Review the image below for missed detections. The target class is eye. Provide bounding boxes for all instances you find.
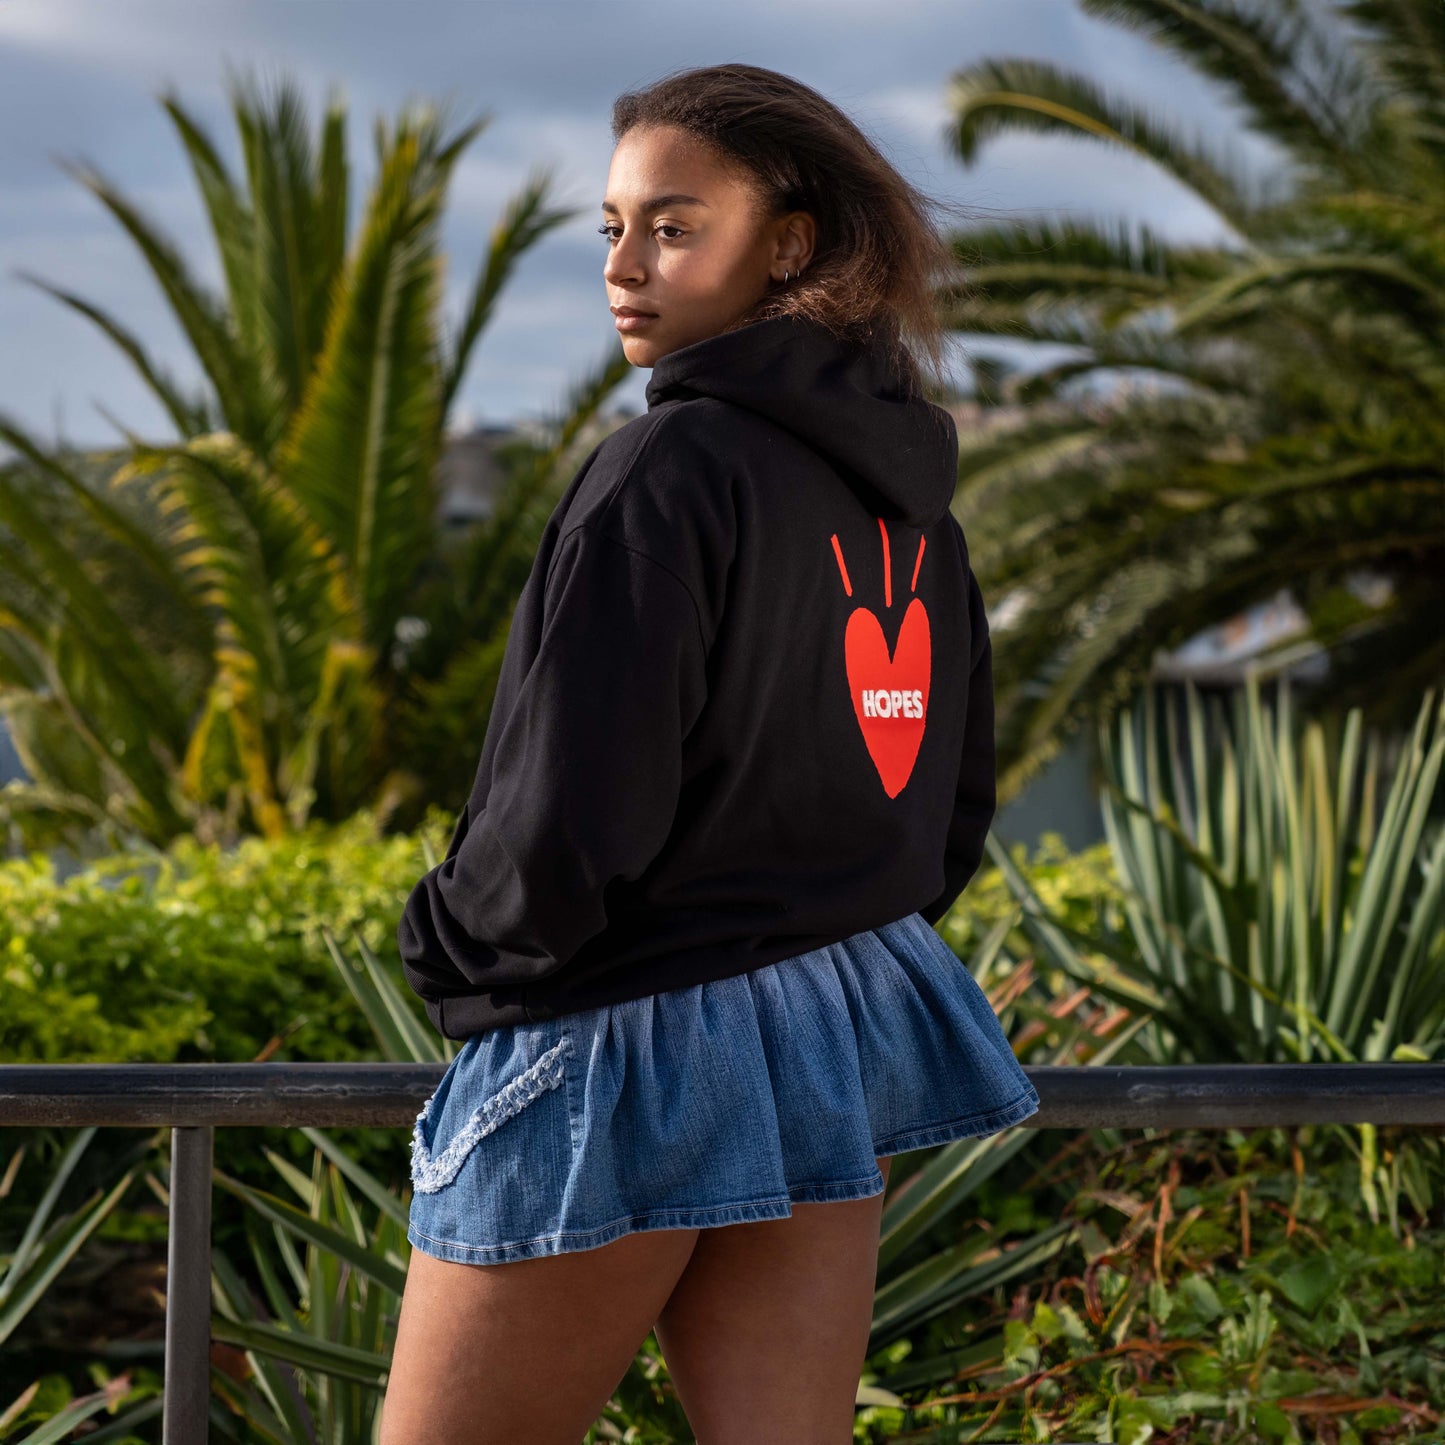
[597,223,686,242]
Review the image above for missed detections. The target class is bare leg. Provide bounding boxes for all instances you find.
[380,1224,701,1445]
[652,1156,893,1443]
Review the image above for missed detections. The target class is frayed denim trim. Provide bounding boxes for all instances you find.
[410,1036,571,1195]
[873,1081,1041,1158]
[406,1170,889,1264]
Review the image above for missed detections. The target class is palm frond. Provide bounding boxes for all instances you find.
[441,162,581,417]
[49,152,279,447]
[158,87,262,365]
[1078,0,1378,182]
[7,274,213,436]
[275,110,448,648]
[944,55,1272,234]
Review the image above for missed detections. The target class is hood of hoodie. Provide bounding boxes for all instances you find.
[643,313,959,529]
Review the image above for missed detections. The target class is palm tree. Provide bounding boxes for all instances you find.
[0,70,629,853]
[938,0,1445,803]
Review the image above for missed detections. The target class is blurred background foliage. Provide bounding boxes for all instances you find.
[0,73,631,858]
[939,0,1445,799]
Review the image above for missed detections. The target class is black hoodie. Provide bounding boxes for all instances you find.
[398,312,996,1037]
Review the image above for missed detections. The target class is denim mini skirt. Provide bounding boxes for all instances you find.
[406,910,1040,1266]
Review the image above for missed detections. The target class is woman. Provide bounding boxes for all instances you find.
[381,62,1040,1445]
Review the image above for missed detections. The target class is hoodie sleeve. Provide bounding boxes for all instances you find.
[398,523,710,997]
[918,565,997,927]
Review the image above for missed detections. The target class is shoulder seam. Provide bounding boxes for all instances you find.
[581,405,692,522]
[557,406,714,659]
[557,522,710,664]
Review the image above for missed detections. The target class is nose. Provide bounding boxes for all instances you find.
[603,231,644,289]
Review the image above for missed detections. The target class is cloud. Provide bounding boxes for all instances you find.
[0,0,1268,448]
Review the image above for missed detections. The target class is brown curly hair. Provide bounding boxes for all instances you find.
[610,62,968,398]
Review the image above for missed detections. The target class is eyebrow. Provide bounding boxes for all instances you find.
[600,193,709,215]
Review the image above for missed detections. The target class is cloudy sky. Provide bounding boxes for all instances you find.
[0,0,1270,453]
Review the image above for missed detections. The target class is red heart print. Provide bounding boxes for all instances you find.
[845,595,931,798]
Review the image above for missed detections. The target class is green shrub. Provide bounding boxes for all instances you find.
[0,807,456,1229]
[937,830,1123,986]
[1,806,452,1067]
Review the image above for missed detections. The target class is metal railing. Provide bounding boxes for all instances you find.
[3,1061,1443,1444]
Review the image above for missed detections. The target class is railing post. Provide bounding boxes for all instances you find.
[163,1125,214,1445]
[0,1060,1439,1445]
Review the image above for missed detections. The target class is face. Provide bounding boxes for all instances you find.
[601,124,815,366]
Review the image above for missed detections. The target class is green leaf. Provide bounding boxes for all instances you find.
[210,1316,391,1386]
[213,1170,407,1296]
[1275,1255,1338,1316]
[298,1127,410,1228]
[0,1166,138,1346]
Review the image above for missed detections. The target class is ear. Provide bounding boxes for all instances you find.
[775,210,816,273]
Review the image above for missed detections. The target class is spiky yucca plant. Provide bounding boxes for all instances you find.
[994,671,1444,1217]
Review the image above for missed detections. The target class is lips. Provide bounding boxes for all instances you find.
[613,307,660,334]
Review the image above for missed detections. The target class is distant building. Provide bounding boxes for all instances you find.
[434,406,637,527]
[1152,586,1331,687]
[434,423,518,526]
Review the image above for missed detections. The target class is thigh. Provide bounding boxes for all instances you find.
[652,1156,892,1444]
[380,1225,701,1445]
